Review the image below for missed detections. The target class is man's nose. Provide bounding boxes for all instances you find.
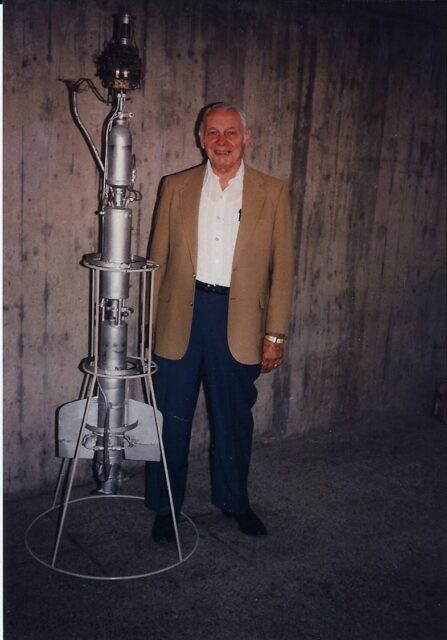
[216,133,227,145]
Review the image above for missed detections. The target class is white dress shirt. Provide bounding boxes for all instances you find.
[196,160,244,287]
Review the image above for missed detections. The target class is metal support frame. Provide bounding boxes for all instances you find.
[26,17,199,578]
[25,496,199,581]
[26,263,199,579]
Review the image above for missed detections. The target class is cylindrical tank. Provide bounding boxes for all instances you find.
[102,207,132,263]
[97,377,127,433]
[107,116,132,187]
[100,271,130,300]
[101,206,132,299]
[99,321,128,371]
[95,375,127,492]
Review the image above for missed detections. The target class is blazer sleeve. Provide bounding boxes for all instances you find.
[149,177,173,322]
[265,182,294,336]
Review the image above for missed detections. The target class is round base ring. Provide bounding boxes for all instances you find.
[25,494,199,581]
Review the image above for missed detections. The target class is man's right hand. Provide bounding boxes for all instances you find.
[261,338,284,373]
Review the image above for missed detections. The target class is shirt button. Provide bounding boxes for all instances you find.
[215,237,219,241]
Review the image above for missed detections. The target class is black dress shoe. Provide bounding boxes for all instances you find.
[151,513,178,543]
[223,508,267,536]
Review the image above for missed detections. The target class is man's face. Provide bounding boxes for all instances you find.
[199,109,251,177]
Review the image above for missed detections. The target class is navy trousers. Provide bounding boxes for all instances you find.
[145,288,261,515]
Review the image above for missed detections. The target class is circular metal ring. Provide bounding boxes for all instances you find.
[82,253,159,273]
[25,495,199,581]
[81,357,157,379]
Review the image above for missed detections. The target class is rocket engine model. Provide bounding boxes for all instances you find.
[24,14,197,578]
[56,15,168,498]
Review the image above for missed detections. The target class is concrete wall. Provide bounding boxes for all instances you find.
[4,0,445,495]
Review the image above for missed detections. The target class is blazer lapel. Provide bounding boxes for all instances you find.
[179,164,206,270]
[232,165,266,269]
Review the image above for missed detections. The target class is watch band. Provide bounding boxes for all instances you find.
[265,334,285,344]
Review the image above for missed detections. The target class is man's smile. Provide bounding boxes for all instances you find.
[199,108,251,184]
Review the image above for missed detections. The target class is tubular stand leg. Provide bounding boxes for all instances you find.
[51,374,97,568]
[52,458,70,509]
[52,371,92,509]
[145,373,183,562]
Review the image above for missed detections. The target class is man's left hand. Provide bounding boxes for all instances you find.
[261,338,285,373]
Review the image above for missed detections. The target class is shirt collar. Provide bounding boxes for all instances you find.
[205,159,245,186]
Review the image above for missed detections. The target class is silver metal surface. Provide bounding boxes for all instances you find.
[99,322,128,370]
[58,99,138,482]
[107,117,133,187]
[95,99,135,494]
[58,397,163,461]
[102,207,132,263]
[46,15,189,576]
[70,90,104,173]
[82,253,155,271]
[100,270,130,302]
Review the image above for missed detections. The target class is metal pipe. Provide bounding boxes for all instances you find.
[69,90,104,174]
[52,374,97,567]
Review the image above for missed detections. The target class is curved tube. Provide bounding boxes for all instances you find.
[70,90,105,174]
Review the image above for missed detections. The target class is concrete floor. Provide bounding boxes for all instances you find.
[3,414,446,640]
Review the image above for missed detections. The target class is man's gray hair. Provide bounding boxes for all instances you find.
[200,102,248,133]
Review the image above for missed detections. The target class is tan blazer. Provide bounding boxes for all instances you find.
[150,163,294,364]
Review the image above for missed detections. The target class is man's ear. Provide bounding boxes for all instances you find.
[244,128,252,148]
[198,130,205,149]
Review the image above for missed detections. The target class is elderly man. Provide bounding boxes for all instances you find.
[146,102,294,541]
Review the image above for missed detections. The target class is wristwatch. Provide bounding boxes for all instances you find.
[265,334,285,344]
